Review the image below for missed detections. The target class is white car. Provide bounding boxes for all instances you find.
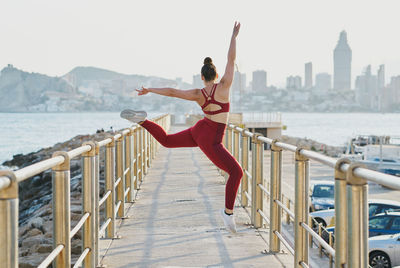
[369,233,400,268]
[310,199,400,227]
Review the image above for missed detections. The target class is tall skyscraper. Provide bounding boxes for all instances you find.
[232,71,246,93]
[334,31,352,90]
[304,62,313,89]
[377,64,385,89]
[252,70,267,91]
[315,73,332,90]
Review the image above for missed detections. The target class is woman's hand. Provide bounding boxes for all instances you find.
[136,86,149,96]
[232,21,241,39]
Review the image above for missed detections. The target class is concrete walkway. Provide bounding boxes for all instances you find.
[99,126,288,267]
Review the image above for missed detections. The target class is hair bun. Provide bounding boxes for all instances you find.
[204,57,213,65]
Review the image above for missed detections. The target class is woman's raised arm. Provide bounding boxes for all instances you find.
[220,22,241,88]
[136,87,200,101]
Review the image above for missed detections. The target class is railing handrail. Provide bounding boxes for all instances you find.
[0,116,172,190]
[228,123,400,190]
[224,120,398,267]
[0,114,170,268]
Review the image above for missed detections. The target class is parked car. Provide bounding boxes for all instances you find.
[311,199,400,227]
[324,211,400,243]
[309,181,334,212]
[369,212,400,237]
[369,233,400,268]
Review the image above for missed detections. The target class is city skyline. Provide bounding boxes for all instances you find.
[1,0,400,87]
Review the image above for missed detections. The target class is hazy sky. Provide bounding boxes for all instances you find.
[1,0,400,87]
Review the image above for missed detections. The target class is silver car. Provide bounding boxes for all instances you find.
[369,233,400,268]
[311,199,400,227]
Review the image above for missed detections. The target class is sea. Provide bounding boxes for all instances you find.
[1,112,400,167]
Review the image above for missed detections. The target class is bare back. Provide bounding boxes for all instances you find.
[196,83,230,124]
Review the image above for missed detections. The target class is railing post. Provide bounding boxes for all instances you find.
[241,131,249,207]
[269,139,282,252]
[146,130,151,168]
[334,158,351,268]
[308,216,313,248]
[133,127,139,191]
[152,129,156,160]
[82,142,96,268]
[346,163,368,268]
[143,129,148,175]
[0,171,18,268]
[139,127,144,182]
[294,148,309,267]
[93,142,100,267]
[105,137,116,238]
[125,130,134,202]
[251,133,264,228]
[116,135,126,218]
[52,152,71,268]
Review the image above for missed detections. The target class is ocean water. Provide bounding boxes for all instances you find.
[0,112,399,166]
[0,112,159,166]
[281,113,400,147]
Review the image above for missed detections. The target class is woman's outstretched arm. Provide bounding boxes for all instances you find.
[136,87,200,101]
[220,21,241,89]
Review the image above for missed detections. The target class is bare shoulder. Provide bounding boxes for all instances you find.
[215,83,230,102]
[190,88,203,101]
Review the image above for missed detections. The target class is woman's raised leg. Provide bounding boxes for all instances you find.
[141,120,197,148]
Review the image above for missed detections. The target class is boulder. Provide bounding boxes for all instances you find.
[19,253,49,268]
[27,217,44,230]
[21,235,51,248]
[33,243,53,254]
[26,228,42,237]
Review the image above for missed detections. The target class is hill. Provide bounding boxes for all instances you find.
[0,65,194,112]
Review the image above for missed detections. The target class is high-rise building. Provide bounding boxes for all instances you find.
[377,64,385,89]
[355,65,378,109]
[286,76,302,90]
[390,76,400,105]
[315,73,332,90]
[304,62,313,89]
[252,70,267,91]
[334,31,352,90]
[192,74,202,88]
[232,71,247,93]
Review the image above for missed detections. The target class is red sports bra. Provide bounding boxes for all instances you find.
[200,84,230,115]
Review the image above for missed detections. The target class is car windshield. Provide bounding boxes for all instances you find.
[312,185,334,198]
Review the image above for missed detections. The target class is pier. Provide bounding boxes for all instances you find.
[1,114,400,268]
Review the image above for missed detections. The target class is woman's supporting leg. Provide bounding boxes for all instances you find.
[140,120,197,148]
[198,143,243,210]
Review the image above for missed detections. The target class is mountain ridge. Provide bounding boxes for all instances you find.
[0,64,190,112]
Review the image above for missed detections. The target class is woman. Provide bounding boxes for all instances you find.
[121,22,242,233]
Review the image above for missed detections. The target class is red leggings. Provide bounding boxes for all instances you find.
[141,117,243,210]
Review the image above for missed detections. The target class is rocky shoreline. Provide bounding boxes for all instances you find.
[280,135,345,157]
[1,131,344,267]
[2,131,113,267]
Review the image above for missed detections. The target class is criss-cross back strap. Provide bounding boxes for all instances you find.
[210,84,217,98]
[200,88,208,99]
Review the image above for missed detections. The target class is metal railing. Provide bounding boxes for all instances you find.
[0,114,170,268]
[224,122,400,268]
